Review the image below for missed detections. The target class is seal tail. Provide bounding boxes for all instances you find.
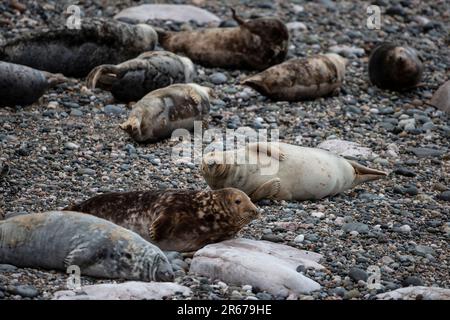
[86,65,119,90]
[348,160,388,187]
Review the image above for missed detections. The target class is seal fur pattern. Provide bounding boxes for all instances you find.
[241,53,347,101]
[0,211,174,281]
[65,188,259,252]
[120,83,212,143]
[86,51,196,102]
[157,9,289,70]
[201,142,388,201]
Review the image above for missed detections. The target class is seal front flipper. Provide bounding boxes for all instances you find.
[247,142,287,161]
[348,160,388,187]
[250,178,281,201]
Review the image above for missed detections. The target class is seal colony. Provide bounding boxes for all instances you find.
[157,9,289,70]
[86,51,196,102]
[120,83,213,143]
[0,211,174,281]
[0,18,157,77]
[0,61,66,107]
[201,142,388,201]
[65,188,259,252]
[241,53,347,101]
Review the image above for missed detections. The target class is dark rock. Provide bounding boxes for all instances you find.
[342,222,369,234]
[349,267,369,282]
[409,147,445,158]
[8,285,39,298]
[437,191,450,202]
[402,276,423,287]
[393,167,416,177]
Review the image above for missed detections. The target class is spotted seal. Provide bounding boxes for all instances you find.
[66,188,259,252]
[86,51,196,102]
[0,211,174,281]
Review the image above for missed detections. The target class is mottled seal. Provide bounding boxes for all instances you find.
[65,188,259,252]
[369,43,423,91]
[0,211,173,281]
[120,83,212,143]
[241,53,347,101]
[201,142,387,201]
[0,61,65,107]
[157,9,289,70]
[0,18,157,77]
[86,51,196,102]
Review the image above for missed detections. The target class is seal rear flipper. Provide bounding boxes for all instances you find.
[42,71,67,88]
[86,65,119,90]
[348,160,388,186]
[250,178,281,201]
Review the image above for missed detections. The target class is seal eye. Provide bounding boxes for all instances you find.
[235,199,241,205]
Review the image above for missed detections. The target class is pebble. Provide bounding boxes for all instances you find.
[7,285,39,298]
[348,268,368,282]
[399,225,412,233]
[209,72,227,85]
[64,142,79,150]
[393,167,416,177]
[437,191,450,202]
[104,105,126,115]
[342,222,369,234]
[402,276,424,287]
[294,234,305,243]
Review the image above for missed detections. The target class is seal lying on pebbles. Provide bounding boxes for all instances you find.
[0,211,174,281]
[0,61,65,107]
[241,53,347,101]
[86,51,196,102]
[369,43,423,91]
[157,9,289,70]
[0,18,157,77]
[120,83,212,143]
[65,188,259,252]
[201,142,387,201]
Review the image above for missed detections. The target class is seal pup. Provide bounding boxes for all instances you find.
[0,61,66,107]
[0,18,157,77]
[0,211,174,281]
[241,53,347,101]
[157,9,289,70]
[120,83,213,143]
[201,142,387,201]
[65,188,259,252]
[368,43,423,91]
[86,51,196,102]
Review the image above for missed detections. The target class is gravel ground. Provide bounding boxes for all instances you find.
[0,0,449,300]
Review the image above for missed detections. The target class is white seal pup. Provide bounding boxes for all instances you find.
[86,51,196,102]
[241,53,347,101]
[201,142,387,201]
[0,211,174,281]
[120,83,213,143]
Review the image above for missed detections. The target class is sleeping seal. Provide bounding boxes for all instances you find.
[241,53,347,101]
[120,83,212,143]
[65,188,259,252]
[368,43,423,91]
[0,61,66,107]
[86,51,196,102]
[0,18,157,77]
[0,211,173,281]
[157,9,289,70]
[201,142,388,201]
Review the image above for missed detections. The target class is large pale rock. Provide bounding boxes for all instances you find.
[53,282,191,300]
[377,286,450,300]
[430,80,450,113]
[317,139,378,159]
[114,4,221,25]
[189,238,324,298]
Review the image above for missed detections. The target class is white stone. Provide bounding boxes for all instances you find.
[189,238,324,298]
[377,286,450,300]
[317,139,377,159]
[53,282,191,300]
[328,45,365,58]
[311,211,325,219]
[286,21,307,31]
[114,4,220,25]
[294,234,305,243]
[64,142,79,150]
[399,225,411,233]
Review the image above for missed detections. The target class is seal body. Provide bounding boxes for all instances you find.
[66,188,259,252]
[86,51,196,102]
[201,142,387,201]
[0,61,65,107]
[241,53,347,101]
[0,18,157,77]
[369,43,423,91]
[120,83,212,143]
[0,211,174,281]
[157,9,289,70]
